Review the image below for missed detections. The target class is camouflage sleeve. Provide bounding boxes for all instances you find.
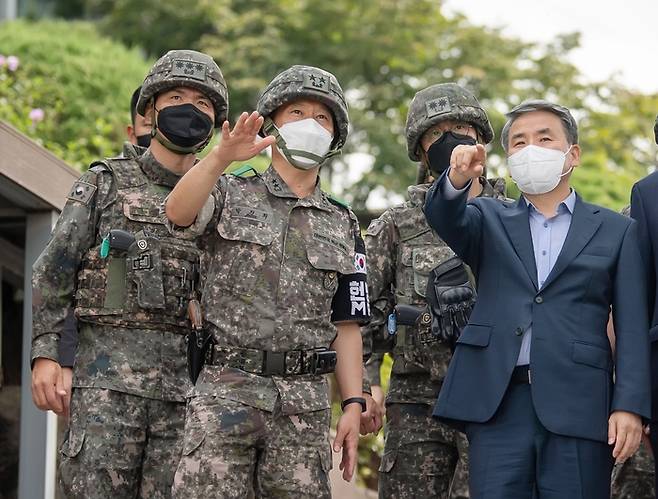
[31,167,111,364]
[361,211,397,358]
[364,352,384,386]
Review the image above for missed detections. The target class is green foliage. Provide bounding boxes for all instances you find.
[45,1,658,209]
[0,19,149,170]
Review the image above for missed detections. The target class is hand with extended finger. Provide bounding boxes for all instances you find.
[210,111,276,170]
[448,144,487,189]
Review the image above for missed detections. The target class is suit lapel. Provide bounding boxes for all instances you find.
[541,195,601,290]
[500,198,538,290]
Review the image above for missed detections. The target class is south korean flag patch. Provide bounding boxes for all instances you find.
[354,252,367,274]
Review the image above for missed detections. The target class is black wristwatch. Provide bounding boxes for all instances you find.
[341,397,367,413]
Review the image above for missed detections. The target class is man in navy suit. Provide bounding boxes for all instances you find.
[629,114,658,493]
[424,99,651,498]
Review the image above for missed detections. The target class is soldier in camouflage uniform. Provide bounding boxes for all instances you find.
[32,86,154,419]
[363,83,507,499]
[30,49,228,499]
[165,65,372,498]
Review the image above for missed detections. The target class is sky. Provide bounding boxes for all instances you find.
[443,0,658,94]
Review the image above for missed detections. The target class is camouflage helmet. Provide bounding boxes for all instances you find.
[256,65,349,150]
[405,83,494,161]
[137,49,228,127]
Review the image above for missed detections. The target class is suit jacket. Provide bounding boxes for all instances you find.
[424,173,650,442]
[631,171,658,420]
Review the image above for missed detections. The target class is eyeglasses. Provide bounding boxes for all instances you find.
[429,123,475,139]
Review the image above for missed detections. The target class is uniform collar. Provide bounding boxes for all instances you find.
[122,141,147,159]
[262,165,332,211]
[137,149,183,188]
[407,183,431,206]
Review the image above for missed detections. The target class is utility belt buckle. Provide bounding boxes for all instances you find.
[309,348,337,375]
[262,351,286,376]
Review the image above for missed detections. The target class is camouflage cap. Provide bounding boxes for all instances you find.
[256,65,349,149]
[405,83,494,161]
[137,49,228,127]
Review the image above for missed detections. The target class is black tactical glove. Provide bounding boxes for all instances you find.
[425,256,476,346]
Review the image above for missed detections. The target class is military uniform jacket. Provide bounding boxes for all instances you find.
[363,178,506,406]
[31,150,204,402]
[188,166,370,415]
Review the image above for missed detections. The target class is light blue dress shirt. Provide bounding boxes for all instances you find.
[516,190,576,365]
[441,177,576,365]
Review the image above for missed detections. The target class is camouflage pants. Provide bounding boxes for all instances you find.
[611,441,655,499]
[59,387,185,499]
[172,395,333,498]
[378,403,469,499]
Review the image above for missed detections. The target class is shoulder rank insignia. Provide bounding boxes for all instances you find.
[67,180,97,205]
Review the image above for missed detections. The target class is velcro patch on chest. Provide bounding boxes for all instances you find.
[313,232,350,254]
[233,205,272,223]
[67,180,97,205]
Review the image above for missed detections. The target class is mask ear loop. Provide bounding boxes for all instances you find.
[151,102,213,154]
[560,145,574,178]
[263,117,341,168]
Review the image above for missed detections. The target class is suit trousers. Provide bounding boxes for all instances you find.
[464,382,614,499]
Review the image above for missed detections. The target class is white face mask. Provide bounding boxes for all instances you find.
[507,144,573,195]
[276,118,333,170]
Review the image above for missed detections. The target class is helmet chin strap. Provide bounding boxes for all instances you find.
[262,117,341,169]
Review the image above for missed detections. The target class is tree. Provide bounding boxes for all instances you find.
[46,1,657,209]
[0,19,150,169]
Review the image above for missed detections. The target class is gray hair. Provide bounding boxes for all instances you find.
[500,99,578,152]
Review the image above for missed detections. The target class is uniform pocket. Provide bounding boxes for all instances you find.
[378,450,398,473]
[411,246,456,297]
[215,211,275,295]
[318,446,333,474]
[61,425,86,458]
[181,398,207,456]
[181,428,206,457]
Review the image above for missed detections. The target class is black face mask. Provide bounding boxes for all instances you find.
[135,134,151,148]
[426,131,477,176]
[155,103,213,152]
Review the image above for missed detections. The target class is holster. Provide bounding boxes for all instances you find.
[127,230,165,309]
[186,298,214,384]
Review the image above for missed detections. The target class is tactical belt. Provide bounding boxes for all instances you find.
[209,345,337,376]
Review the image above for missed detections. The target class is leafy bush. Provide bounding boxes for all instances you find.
[0,19,150,170]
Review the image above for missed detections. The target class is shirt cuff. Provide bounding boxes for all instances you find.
[442,169,472,199]
[31,333,60,367]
